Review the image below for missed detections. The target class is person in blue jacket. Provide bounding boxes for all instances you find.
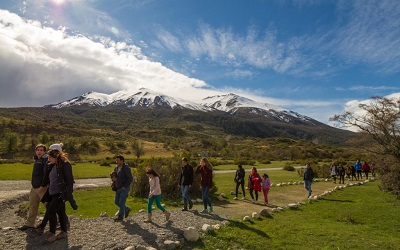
[354,159,362,181]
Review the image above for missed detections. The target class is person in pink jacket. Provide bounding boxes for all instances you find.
[261,173,271,205]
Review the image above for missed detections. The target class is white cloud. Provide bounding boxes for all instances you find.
[336,85,400,92]
[0,9,207,107]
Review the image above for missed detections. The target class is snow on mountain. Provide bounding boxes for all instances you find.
[50,88,317,124]
[201,93,316,123]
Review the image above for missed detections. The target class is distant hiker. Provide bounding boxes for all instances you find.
[18,144,48,232]
[40,144,75,243]
[345,164,352,181]
[144,168,171,223]
[261,173,271,205]
[362,161,371,179]
[248,167,261,204]
[330,162,338,184]
[370,162,376,177]
[111,155,133,222]
[337,163,346,184]
[303,163,314,198]
[195,157,213,214]
[354,160,362,180]
[178,157,194,211]
[233,164,246,200]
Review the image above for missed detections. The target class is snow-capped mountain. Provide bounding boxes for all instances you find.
[50,88,318,125]
[51,88,212,111]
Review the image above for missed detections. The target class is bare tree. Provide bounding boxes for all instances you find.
[131,139,144,162]
[331,96,400,197]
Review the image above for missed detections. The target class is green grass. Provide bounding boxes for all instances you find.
[187,181,400,250]
[0,163,112,180]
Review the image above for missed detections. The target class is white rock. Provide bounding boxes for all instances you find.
[288,203,298,209]
[212,224,221,230]
[164,240,180,249]
[124,247,135,250]
[221,220,230,226]
[139,209,146,213]
[230,191,235,195]
[220,193,226,198]
[196,198,203,203]
[183,227,200,241]
[100,212,108,217]
[251,212,259,219]
[276,184,281,187]
[202,224,212,232]
[243,216,252,221]
[217,195,224,201]
[259,208,271,217]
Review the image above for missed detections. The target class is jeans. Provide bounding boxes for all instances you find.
[356,170,362,180]
[114,188,130,218]
[148,194,165,213]
[181,185,192,207]
[304,180,312,197]
[201,186,212,209]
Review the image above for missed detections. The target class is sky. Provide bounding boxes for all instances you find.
[0,0,399,126]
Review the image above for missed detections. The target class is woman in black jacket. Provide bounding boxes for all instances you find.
[233,164,246,200]
[40,147,74,243]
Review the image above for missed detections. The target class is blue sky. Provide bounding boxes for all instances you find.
[0,0,399,125]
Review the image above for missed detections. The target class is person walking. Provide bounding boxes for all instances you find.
[144,168,171,223]
[18,144,48,231]
[345,164,352,181]
[178,157,194,211]
[233,164,246,200]
[195,157,213,214]
[303,163,314,198]
[111,155,133,221]
[330,162,338,184]
[261,173,271,205]
[362,161,371,179]
[354,160,362,180]
[337,163,346,184]
[40,144,74,243]
[248,167,261,204]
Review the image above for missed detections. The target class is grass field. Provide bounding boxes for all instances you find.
[188,181,400,250]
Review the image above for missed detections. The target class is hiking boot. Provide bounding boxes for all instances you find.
[31,227,44,236]
[114,216,123,222]
[55,231,68,240]
[189,201,193,209]
[18,225,34,231]
[209,206,213,213]
[144,213,152,223]
[181,207,188,211]
[125,207,131,218]
[43,232,56,244]
[233,197,238,200]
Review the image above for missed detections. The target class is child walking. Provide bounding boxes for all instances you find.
[144,168,171,223]
[261,174,271,205]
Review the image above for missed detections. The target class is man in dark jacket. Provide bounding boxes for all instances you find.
[233,164,246,200]
[178,158,194,211]
[18,144,48,231]
[303,163,314,198]
[111,155,133,221]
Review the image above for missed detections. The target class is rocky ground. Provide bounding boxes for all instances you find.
[0,179,260,250]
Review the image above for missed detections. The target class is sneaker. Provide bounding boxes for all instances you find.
[55,231,68,240]
[251,199,256,204]
[43,232,56,244]
[233,197,238,200]
[18,225,34,231]
[209,206,213,213]
[241,197,246,200]
[200,209,208,213]
[124,207,131,218]
[189,201,193,209]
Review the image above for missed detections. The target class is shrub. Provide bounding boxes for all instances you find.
[283,165,295,171]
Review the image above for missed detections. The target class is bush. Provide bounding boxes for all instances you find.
[283,165,295,171]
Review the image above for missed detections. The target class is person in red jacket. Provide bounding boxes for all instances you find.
[248,167,261,204]
[362,161,371,179]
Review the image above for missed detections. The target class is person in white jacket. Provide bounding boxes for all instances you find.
[144,168,171,223]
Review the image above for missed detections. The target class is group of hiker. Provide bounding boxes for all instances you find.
[329,160,375,184]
